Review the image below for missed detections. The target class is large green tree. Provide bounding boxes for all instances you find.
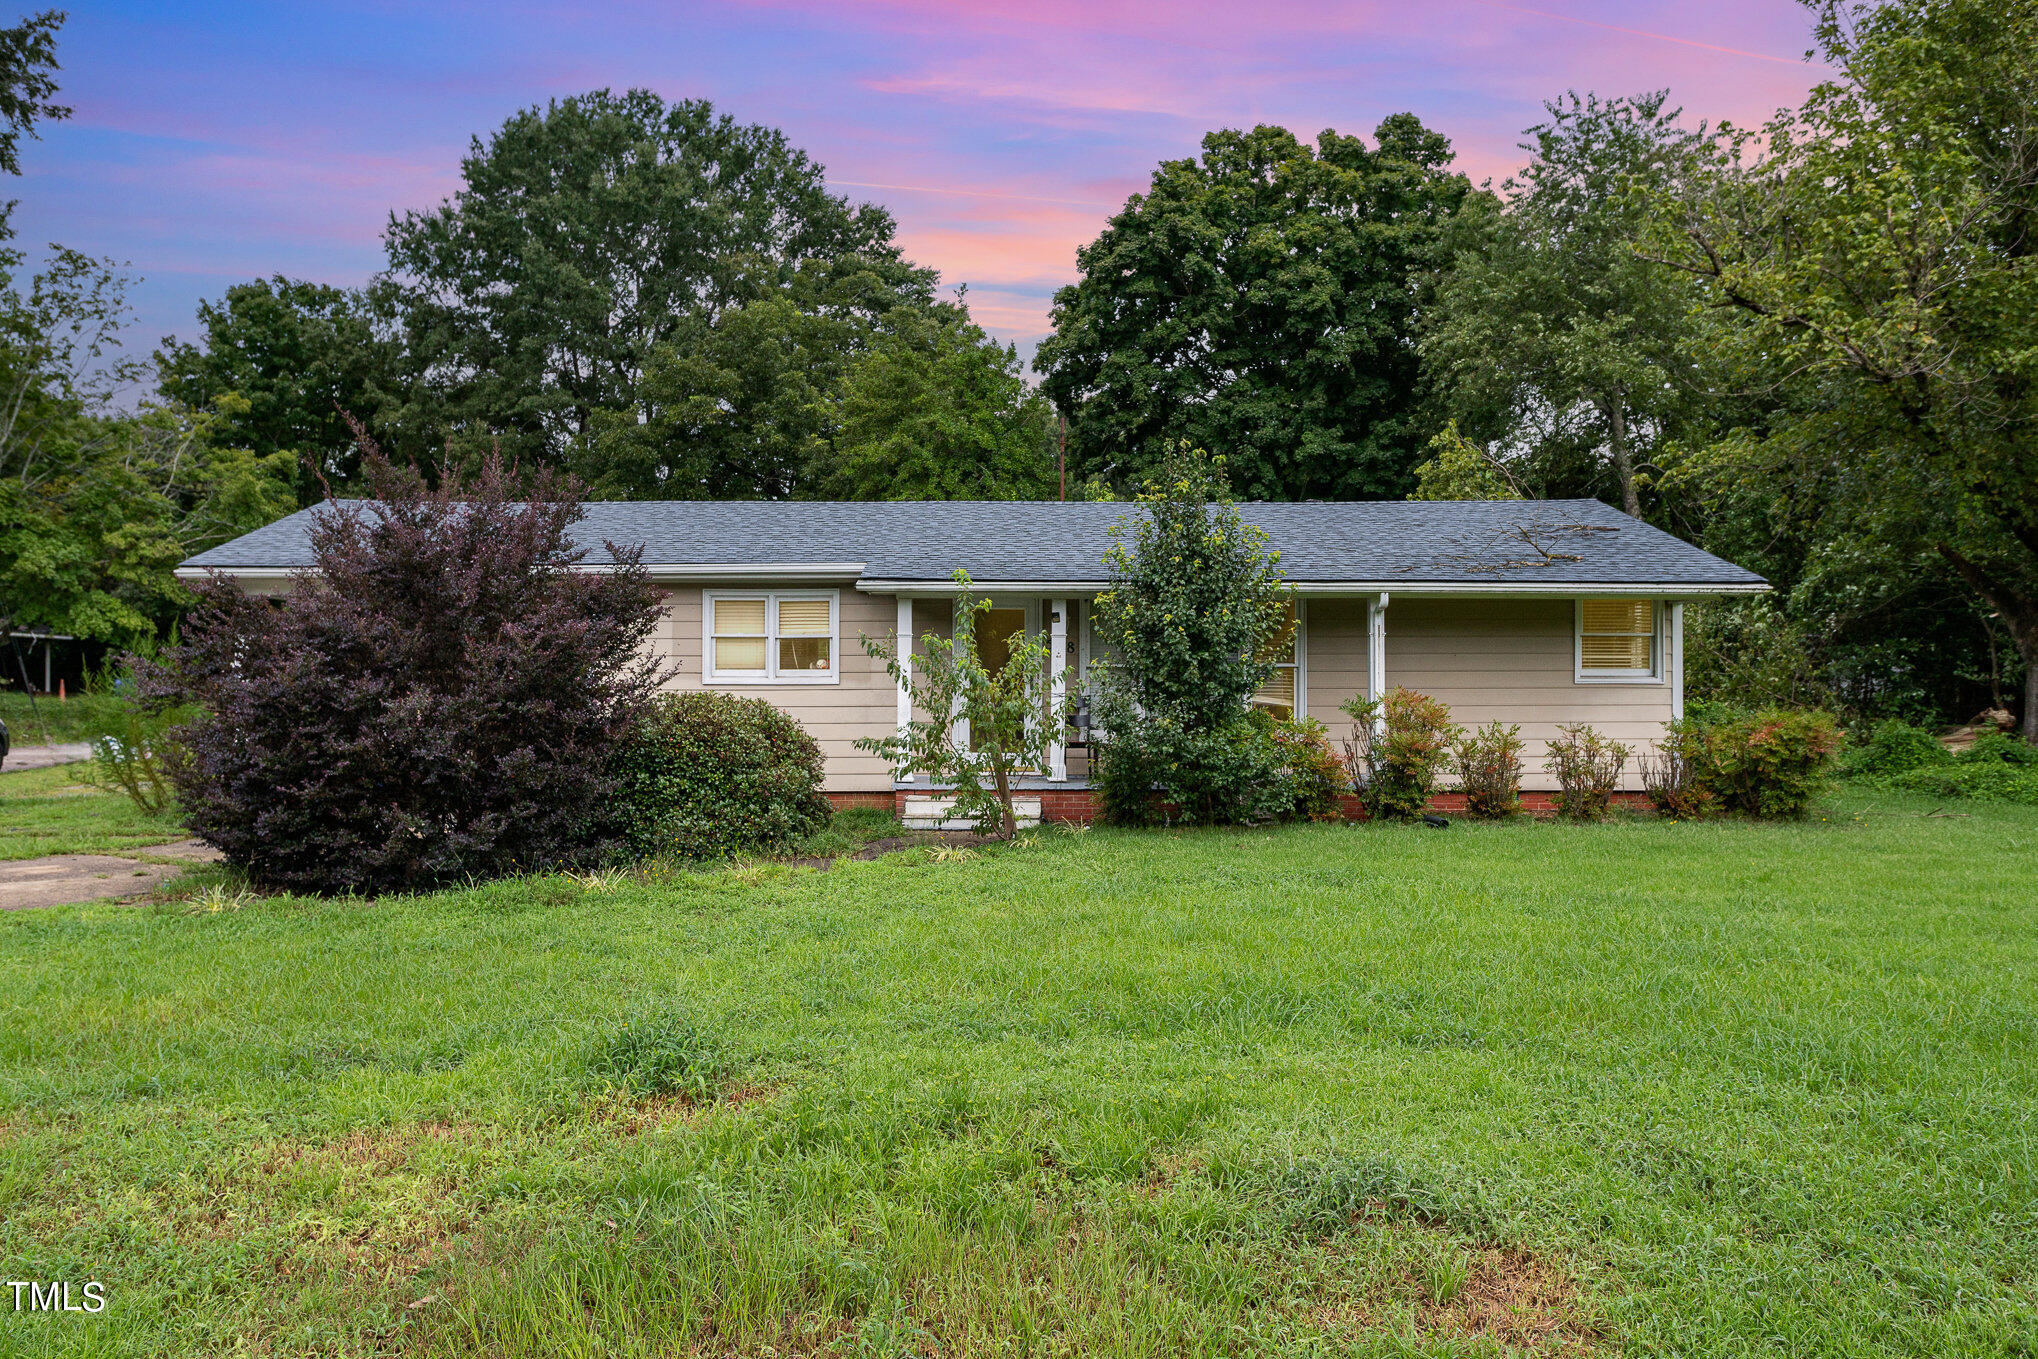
[155,276,405,504]
[575,286,844,499]
[1648,0,2038,740]
[1036,118,1472,501]
[382,89,934,468]
[805,299,1054,501]
[1425,92,1706,516]
[0,253,295,643]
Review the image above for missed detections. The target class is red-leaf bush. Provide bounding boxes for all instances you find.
[142,454,664,893]
[1452,720,1525,819]
[1546,723,1630,821]
[1339,687,1458,820]
[1685,708,1843,819]
[1640,720,1718,820]
[1263,713,1346,821]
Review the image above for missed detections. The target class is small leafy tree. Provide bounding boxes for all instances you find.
[83,703,186,814]
[1339,687,1459,820]
[1089,451,1295,824]
[857,571,1069,840]
[141,449,664,893]
[81,656,193,815]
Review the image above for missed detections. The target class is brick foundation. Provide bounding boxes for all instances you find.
[835,787,1649,824]
[823,791,899,812]
[1336,790,1651,818]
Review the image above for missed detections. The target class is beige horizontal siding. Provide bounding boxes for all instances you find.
[652,584,902,791]
[1307,597,1672,791]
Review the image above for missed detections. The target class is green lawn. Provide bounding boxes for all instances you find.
[0,691,128,745]
[2,791,2035,1356]
[0,763,188,860]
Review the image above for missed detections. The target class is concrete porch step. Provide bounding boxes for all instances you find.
[901,795,1042,831]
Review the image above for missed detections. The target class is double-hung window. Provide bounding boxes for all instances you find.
[1249,603,1304,718]
[705,591,838,683]
[1575,598,1660,682]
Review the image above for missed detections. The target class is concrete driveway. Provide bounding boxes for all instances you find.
[0,840,223,910]
[2,741,95,772]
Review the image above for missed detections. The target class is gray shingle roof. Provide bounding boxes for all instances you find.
[179,498,1767,591]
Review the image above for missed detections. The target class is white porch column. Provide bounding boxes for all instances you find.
[1669,601,1685,721]
[1048,598,1069,781]
[894,594,914,778]
[1294,598,1309,719]
[1367,591,1390,735]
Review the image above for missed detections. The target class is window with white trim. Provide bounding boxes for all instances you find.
[705,591,838,683]
[1250,604,1302,718]
[1576,598,1660,681]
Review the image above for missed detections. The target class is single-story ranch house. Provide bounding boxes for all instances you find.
[179,498,1767,818]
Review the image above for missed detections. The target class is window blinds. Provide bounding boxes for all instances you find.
[1580,599,1654,670]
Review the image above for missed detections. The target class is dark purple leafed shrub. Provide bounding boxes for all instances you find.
[141,453,664,894]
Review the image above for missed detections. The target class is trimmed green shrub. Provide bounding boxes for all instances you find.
[1688,709,1843,819]
[1892,762,2038,805]
[1340,688,1458,821]
[1265,714,1345,821]
[1095,712,1291,826]
[1452,721,1524,820]
[1546,723,1629,821]
[612,691,831,861]
[1845,719,1950,778]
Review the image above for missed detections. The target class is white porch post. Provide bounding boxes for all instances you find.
[1367,591,1390,734]
[1669,601,1685,721]
[1048,598,1069,781]
[1294,598,1309,720]
[894,595,914,779]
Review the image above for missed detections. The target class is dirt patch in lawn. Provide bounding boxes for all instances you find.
[589,1083,780,1136]
[1416,1244,1598,1352]
[1298,1227,1601,1354]
[779,829,1007,871]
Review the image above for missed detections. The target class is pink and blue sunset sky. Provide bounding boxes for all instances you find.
[22,1,1830,363]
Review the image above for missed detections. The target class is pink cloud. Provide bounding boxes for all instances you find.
[43,0,1835,360]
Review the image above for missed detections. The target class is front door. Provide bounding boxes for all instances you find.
[969,601,1035,752]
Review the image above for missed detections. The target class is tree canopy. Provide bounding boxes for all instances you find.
[1036,117,1473,501]
[805,300,1055,501]
[1646,0,2038,739]
[1424,92,1706,515]
[382,89,935,468]
[156,277,405,505]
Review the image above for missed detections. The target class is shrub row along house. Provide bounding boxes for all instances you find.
[178,498,1767,819]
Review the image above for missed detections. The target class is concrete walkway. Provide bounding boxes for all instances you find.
[0,840,222,910]
[2,741,94,772]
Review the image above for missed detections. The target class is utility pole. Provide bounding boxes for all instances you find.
[1057,413,1067,501]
